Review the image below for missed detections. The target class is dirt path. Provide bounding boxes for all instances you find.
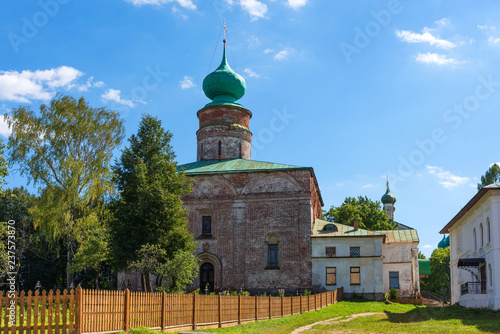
[290,312,385,334]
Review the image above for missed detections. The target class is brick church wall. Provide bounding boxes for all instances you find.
[183,169,322,294]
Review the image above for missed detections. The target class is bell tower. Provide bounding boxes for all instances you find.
[197,38,252,161]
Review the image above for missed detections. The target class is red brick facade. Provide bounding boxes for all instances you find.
[183,169,323,294]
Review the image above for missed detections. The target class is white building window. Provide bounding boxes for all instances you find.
[473,228,477,251]
[326,267,336,285]
[389,272,399,289]
[487,218,491,244]
[350,267,361,285]
[480,223,484,248]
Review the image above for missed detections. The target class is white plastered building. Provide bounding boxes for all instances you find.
[311,219,420,300]
[440,183,500,309]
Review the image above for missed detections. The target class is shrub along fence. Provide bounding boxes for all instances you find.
[1,286,344,333]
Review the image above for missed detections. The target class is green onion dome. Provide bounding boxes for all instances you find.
[203,44,246,107]
[438,235,450,249]
[381,182,396,204]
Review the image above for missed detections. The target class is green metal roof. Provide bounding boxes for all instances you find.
[311,219,419,243]
[419,259,431,276]
[178,159,311,176]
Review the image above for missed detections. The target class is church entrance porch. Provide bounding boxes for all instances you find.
[200,262,215,293]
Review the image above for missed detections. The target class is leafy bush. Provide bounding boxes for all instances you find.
[240,291,250,296]
[303,289,311,296]
[390,288,398,300]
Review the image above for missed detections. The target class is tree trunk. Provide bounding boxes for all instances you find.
[94,269,99,290]
[67,234,74,290]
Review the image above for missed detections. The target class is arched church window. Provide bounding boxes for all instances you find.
[487,218,491,244]
[266,233,279,269]
[480,223,484,248]
[473,228,477,251]
[239,143,242,158]
[218,141,221,156]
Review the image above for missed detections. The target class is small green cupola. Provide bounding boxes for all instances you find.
[438,235,450,249]
[202,41,246,107]
[381,181,397,204]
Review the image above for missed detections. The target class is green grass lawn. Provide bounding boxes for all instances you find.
[157,299,499,334]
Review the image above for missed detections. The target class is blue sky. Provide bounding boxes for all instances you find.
[1,0,500,258]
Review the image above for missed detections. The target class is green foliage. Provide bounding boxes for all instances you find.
[390,288,398,300]
[230,290,238,296]
[240,291,250,296]
[7,94,125,288]
[110,115,195,291]
[477,163,500,190]
[323,196,397,231]
[418,251,427,259]
[302,289,311,296]
[384,292,390,302]
[0,139,8,195]
[420,247,450,300]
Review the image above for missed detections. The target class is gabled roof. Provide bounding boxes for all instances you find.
[440,183,500,234]
[311,219,419,243]
[178,159,311,175]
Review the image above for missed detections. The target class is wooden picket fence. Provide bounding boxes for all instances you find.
[1,286,344,333]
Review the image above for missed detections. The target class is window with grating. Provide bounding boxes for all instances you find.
[350,247,360,257]
[202,216,212,235]
[326,267,336,285]
[326,247,336,257]
[350,267,360,285]
[267,244,279,268]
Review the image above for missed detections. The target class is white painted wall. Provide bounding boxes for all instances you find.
[311,236,418,299]
[448,192,500,310]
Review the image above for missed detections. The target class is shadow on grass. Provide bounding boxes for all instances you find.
[385,305,500,333]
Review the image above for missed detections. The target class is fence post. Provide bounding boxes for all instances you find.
[255,295,258,321]
[291,295,294,315]
[238,295,242,324]
[192,293,197,330]
[314,294,317,310]
[269,296,271,319]
[281,296,284,317]
[218,294,222,328]
[300,295,303,314]
[75,286,83,334]
[161,291,166,330]
[124,289,130,332]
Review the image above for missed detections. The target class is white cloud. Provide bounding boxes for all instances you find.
[416,52,463,66]
[101,89,135,108]
[395,30,456,49]
[241,0,267,20]
[427,165,469,188]
[243,68,259,78]
[73,76,105,92]
[125,0,196,10]
[488,36,500,44]
[179,75,195,89]
[263,48,274,54]
[362,183,375,188]
[274,49,290,60]
[287,0,307,10]
[224,0,234,5]
[0,116,12,138]
[0,66,85,103]
[478,24,496,31]
[422,245,432,249]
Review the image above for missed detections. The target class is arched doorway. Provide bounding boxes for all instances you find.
[200,262,214,293]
